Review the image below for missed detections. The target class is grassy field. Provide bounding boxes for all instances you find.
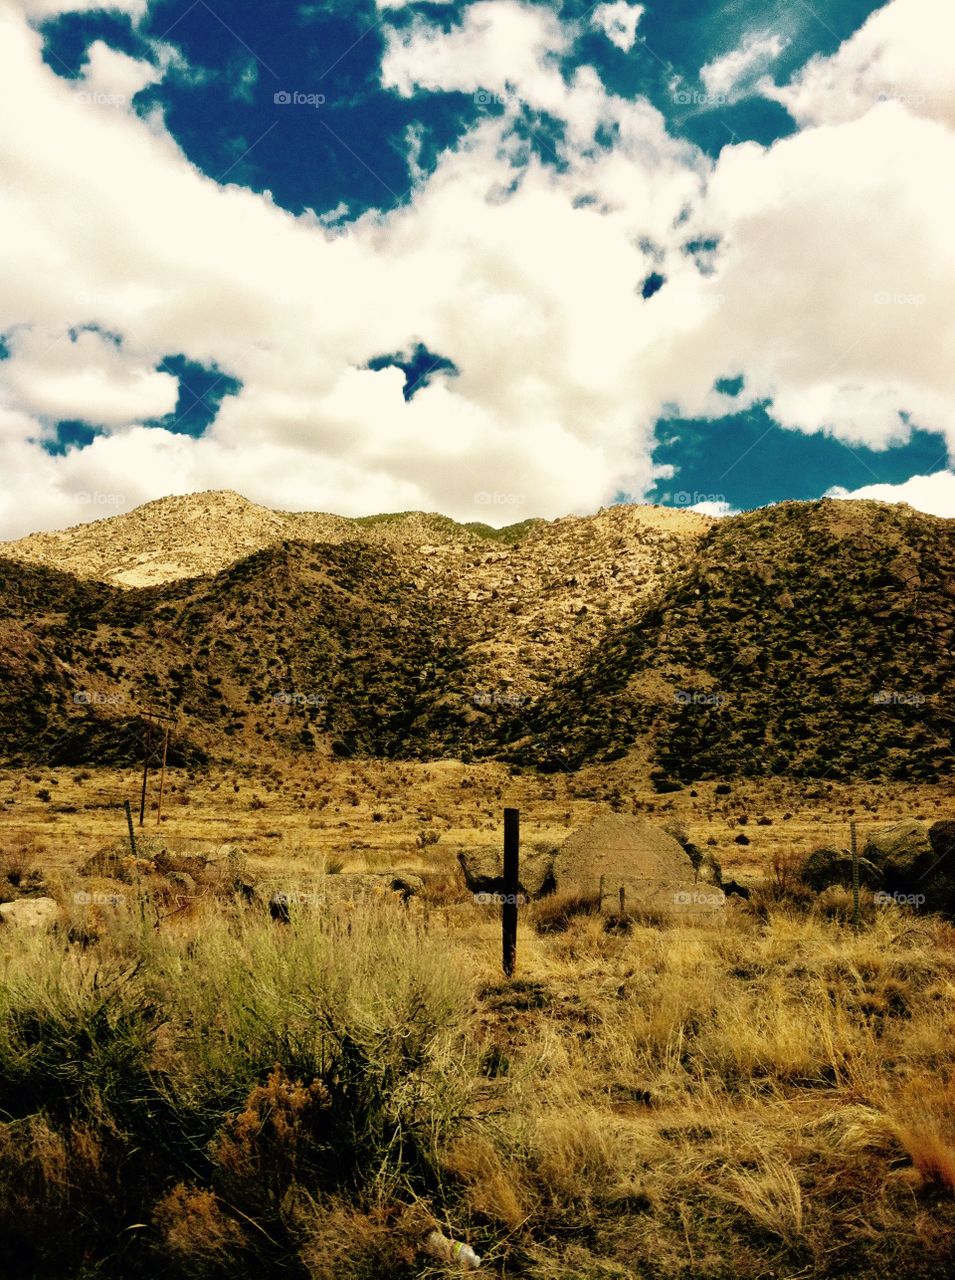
[1,763,954,1278]
[1,759,951,884]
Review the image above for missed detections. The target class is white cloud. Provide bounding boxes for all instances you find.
[764,0,955,130]
[18,0,147,19]
[591,2,644,53]
[1,328,178,427]
[648,103,955,458]
[700,31,788,104]
[0,0,953,543]
[825,471,955,518]
[692,499,739,517]
[77,38,164,104]
[381,0,572,113]
[0,2,695,538]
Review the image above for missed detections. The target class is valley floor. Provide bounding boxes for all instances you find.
[0,762,954,1278]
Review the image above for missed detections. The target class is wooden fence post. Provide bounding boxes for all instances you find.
[124,799,137,857]
[503,807,519,978]
[850,820,860,931]
[139,717,152,826]
[156,725,170,824]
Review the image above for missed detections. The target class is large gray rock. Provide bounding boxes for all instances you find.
[863,820,933,881]
[863,820,955,915]
[457,849,556,899]
[558,814,693,891]
[0,897,59,930]
[801,846,883,893]
[557,814,724,922]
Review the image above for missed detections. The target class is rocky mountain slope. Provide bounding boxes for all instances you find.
[0,493,951,781]
[510,500,955,781]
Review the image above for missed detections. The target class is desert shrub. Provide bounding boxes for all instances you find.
[148,902,471,1203]
[152,1183,248,1279]
[530,890,600,933]
[750,848,815,915]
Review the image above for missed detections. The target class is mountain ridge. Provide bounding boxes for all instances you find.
[0,493,950,782]
[0,490,712,588]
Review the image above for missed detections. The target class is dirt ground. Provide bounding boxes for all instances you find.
[1,757,949,891]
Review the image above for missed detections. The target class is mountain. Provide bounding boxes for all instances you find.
[509,500,955,782]
[0,493,951,781]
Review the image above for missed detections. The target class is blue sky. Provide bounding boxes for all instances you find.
[0,0,952,535]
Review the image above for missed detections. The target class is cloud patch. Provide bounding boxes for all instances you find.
[701,31,788,104]
[826,470,955,518]
[591,2,644,53]
[0,0,953,541]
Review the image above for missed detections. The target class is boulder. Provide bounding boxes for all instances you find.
[558,814,724,922]
[801,846,883,893]
[558,814,694,894]
[862,820,955,915]
[863,820,933,882]
[0,897,59,930]
[457,849,556,899]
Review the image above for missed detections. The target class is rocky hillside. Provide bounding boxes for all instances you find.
[0,492,711,709]
[0,494,951,781]
[510,500,955,782]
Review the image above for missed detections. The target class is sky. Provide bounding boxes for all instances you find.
[0,0,953,538]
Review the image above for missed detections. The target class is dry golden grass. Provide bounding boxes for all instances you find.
[1,762,954,1277]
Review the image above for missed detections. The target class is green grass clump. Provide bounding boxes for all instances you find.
[0,902,469,1278]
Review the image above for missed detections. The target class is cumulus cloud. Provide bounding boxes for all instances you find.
[700,31,788,104]
[381,0,573,111]
[0,0,953,540]
[18,0,147,19]
[376,0,451,8]
[826,471,955,518]
[591,2,644,53]
[670,99,955,445]
[1,327,178,426]
[763,0,955,130]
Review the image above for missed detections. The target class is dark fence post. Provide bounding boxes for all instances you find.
[124,799,137,857]
[503,808,519,978]
[850,820,860,931]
